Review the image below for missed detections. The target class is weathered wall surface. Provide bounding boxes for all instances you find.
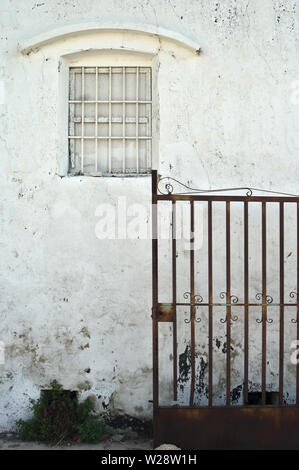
[0,0,298,430]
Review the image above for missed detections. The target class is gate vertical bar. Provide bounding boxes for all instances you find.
[244,201,249,404]
[297,202,299,404]
[190,200,195,406]
[172,201,177,401]
[95,67,98,173]
[262,202,267,405]
[122,67,126,173]
[81,66,85,174]
[226,201,231,406]
[136,67,139,174]
[152,170,159,412]
[208,201,213,407]
[108,67,112,173]
[279,202,284,404]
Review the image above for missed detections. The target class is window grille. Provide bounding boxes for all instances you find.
[68,66,152,175]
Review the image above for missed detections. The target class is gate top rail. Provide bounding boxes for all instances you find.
[155,173,299,201]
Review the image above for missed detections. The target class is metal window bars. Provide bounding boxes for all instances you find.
[68,66,152,176]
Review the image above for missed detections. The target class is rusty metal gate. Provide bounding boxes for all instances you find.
[152,170,299,449]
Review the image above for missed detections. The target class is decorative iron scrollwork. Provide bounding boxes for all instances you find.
[289,292,298,323]
[219,292,239,323]
[290,291,298,300]
[219,292,238,323]
[254,294,273,323]
[158,177,253,196]
[219,291,239,304]
[184,315,201,324]
[255,293,273,304]
[183,292,203,304]
[220,315,238,324]
[256,316,273,324]
[157,176,299,197]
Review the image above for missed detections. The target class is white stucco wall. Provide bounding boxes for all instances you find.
[0,0,298,430]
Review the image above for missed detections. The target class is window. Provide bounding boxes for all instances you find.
[68,66,152,176]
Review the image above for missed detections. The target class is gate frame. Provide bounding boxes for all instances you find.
[152,170,299,450]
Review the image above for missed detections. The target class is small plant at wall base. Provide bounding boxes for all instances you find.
[16,380,105,444]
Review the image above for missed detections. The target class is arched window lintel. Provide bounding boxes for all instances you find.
[19,22,200,55]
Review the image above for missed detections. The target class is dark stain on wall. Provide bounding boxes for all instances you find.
[222,341,234,354]
[178,345,191,391]
[196,356,208,400]
[231,384,243,404]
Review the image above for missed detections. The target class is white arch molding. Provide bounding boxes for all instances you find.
[19,21,201,55]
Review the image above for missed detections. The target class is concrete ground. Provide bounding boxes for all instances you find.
[0,432,153,450]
